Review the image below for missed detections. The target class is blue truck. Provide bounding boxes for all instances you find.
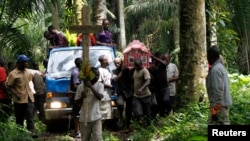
[44,46,117,121]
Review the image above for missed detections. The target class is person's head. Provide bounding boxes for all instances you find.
[102,19,110,30]
[207,45,220,65]
[90,67,100,85]
[7,62,14,71]
[114,57,122,69]
[75,58,82,68]
[134,58,143,71]
[16,54,30,71]
[98,55,109,68]
[153,51,162,65]
[0,57,5,67]
[162,53,170,65]
[48,25,56,34]
[44,30,53,40]
[31,62,39,70]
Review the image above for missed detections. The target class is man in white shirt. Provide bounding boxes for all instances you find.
[165,54,179,113]
[75,67,104,141]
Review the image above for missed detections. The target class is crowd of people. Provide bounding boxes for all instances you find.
[69,45,232,140]
[67,50,180,140]
[0,54,46,138]
[0,22,181,139]
[0,16,232,141]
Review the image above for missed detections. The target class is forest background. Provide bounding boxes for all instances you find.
[0,0,250,141]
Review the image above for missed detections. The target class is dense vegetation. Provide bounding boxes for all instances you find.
[0,73,249,141]
[1,0,250,140]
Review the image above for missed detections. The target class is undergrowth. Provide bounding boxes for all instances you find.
[0,73,249,141]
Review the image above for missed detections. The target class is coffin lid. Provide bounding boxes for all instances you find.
[123,40,150,54]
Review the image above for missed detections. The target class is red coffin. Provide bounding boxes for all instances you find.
[123,40,151,68]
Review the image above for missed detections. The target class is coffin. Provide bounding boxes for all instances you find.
[123,40,151,68]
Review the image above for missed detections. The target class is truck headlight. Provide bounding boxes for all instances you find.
[50,101,67,108]
[111,101,116,107]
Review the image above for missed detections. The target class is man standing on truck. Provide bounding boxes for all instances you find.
[44,25,69,58]
[96,19,116,48]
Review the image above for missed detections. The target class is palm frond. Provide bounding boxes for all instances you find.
[0,24,32,59]
[125,0,176,18]
[228,0,250,74]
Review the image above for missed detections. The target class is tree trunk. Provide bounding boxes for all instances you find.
[206,0,217,47]
[75,0,83,25]
[92,0,107,25]
[177,0,208,109]
[51,2,60,29]
[173,0,180,50]
[118,0,126,49]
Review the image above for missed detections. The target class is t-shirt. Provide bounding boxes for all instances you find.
[167,63,179,96]
[51,33,69,47]
[98,67,112,101]
[70,67,81,92]
[0,67,8,99]
[96,30,112,44]
[133,68,151,98]
[76,34,96,46]
[7,68,34,103]
[33,73,46,95]
[75,82,104,122]
[98,67,112,119]
[112,68,134,98]
[151,63,168,89]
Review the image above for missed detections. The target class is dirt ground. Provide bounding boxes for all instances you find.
[37,119,133,141]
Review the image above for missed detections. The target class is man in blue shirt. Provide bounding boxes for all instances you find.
[96,19,116,47]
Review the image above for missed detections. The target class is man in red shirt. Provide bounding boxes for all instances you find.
[76,33,96,46]
[0,57,12,121]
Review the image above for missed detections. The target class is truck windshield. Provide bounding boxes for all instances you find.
[47,47,115,79]
[47,49,82,78]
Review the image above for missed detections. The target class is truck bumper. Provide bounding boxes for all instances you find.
[45,108,72,120]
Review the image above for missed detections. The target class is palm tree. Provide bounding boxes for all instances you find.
[124,0,177,53]
[118,0,126,49]
[0,0,43,62]
[92,0,107,25]
[229,0,250,74]
[205,0,238,72]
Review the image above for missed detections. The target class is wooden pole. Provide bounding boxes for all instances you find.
[68,5,102,126]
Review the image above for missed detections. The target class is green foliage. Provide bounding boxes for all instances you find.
[228,0,250,74]
[228,73,250,124]
[64,29,77,46]
[34,118,47,134]
[124,0,176,52]
[124,103,208,141]
[0,117,34,141]
[102,73,250,141]
[52,135,73,141]
[206,0,239,73]
[103,130,120,141]
[0,115,46,141]
[0,0,45,63]
[1,72,248,141]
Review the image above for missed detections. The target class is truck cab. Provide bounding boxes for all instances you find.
[44,46,116,121]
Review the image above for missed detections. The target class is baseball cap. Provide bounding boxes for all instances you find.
[17,54,30,62]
